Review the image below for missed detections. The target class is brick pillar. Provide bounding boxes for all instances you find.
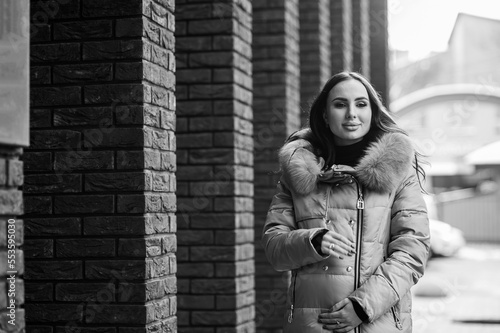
[369,0,389,104]
[253,0,300,331]
[175,0,255,331]
[25,1,177,333]
[0,148,25,332]
[1,0,29,332]
[330,0,352,73]
[352,0,370,77]
[299,0,331,126]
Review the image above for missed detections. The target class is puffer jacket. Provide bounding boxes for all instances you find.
[262,131,430,333]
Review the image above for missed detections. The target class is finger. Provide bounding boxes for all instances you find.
[329,234,356,254]
[335,326,354,333]
[318,318,343,324]
[326,230,354,247]
[318,312,339,319]
[322,324,349,331]
[324,232,356,254]
[321,239,354,259]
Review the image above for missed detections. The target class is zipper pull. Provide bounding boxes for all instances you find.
[391,306,403,330]
[395,318,403,330]
[288,304,294,323]
[357,196,364,210]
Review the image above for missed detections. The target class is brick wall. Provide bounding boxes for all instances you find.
[331,0,352,73]
[252,0,300,331]
[352,0,370,77]
[369,0,389,104]
[25,1,177,332]
[175,0,255,331]
[299,0,331,126]
[0,148,25,333]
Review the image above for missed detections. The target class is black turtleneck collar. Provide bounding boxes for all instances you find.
[334,138,369,167]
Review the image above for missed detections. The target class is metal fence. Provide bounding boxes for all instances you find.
[436,189,500,242]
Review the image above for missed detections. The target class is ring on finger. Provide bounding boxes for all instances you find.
[329,244,335,250]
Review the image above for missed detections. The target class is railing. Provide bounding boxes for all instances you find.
[436,190,500,242]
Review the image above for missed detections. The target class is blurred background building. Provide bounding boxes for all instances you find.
[390,8,500,243]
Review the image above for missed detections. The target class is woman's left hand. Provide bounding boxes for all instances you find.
[318,298,363,332]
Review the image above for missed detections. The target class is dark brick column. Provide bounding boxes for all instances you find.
[253,0,300,331]
[352,0,370,77]
[25,1,177,332]
[369,0,389,104]
[0,148,25,332]
[299,0,331,126]
[331,0,353,74]
[175,0,255,331]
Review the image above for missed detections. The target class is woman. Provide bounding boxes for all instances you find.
[262,72,430,333]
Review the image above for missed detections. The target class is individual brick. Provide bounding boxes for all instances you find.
[54,151,114,171]
[53,20,112,40]
[24,217,81,236]
[31,43,81,63]
[24,174,81,194]
[24,261,83,280]
[82,40,142,60]
[30,130,81,149]
[7,159,23,187]
[31,66,51,85]
[53,64,113,83]
[24,283,53,302]
[82,0,142,17]
[55,283,115,302]
[24,239,53,258]
[54,195,114,214]
[56,239,115,257]
[85,260,146,280]
[23,152,52,172]
[30,87,82,107]
[24,303,83,323]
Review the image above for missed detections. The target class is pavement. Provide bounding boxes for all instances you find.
[412,243,500,333]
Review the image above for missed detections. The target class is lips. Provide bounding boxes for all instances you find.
[343,123,361,130]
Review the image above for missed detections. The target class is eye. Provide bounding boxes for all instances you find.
[333,102,346,108]
[357,101,368,107]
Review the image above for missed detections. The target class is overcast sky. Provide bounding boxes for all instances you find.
[388,0,500,60]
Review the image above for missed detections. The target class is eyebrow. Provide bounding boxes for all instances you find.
[332,97,368,102]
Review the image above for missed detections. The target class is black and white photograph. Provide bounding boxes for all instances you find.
[1,0,499,332]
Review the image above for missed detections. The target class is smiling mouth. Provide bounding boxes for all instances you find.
[343,124,361,129]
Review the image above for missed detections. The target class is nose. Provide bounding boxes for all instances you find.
[346,103,357,119]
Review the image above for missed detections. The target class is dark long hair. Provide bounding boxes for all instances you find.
[288,71,427,189]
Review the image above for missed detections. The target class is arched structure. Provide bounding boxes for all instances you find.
[390,84,500,116]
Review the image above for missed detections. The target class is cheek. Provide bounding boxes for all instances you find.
[363,109,373,124]
[327,109,343,123]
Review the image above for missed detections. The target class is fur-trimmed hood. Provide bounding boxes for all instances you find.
[279,131,415,195]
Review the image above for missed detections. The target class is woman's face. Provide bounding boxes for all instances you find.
[325,79,372,146]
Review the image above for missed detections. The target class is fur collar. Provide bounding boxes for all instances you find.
[279,131,415,195]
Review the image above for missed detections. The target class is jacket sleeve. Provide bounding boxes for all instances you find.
[261,179,329,272]
[348,169,430,322]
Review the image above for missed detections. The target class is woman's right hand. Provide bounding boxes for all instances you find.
[320,231,356,259]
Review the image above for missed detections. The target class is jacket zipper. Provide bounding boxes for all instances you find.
[353,178,364,333]
[391,305,403,330]
[288,270,298,323]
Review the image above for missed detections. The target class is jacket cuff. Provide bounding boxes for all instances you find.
[311,229,329,255]
[348,274,399,322]
[309,228,330,259]
[351,299,369,322]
